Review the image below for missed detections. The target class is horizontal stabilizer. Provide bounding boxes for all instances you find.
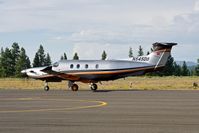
[153,42,177,51]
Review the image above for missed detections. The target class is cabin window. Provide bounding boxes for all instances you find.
[30,70,36,73]
[85,64,88,69]
[77,64,80,69]
[95,64,99,69]
[70,64,74,69]
[53,62,59,67]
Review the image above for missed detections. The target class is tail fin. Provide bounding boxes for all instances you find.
[147,42,177,69]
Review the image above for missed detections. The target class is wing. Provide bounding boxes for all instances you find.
[41,66,80,81]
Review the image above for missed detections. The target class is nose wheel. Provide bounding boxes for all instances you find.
[90,83,98,91]
[44,86,50,91]
[44,81,50,91]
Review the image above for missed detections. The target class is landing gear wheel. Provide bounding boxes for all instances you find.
[44,86,50,91]
[71,84,79,91]
[90,83,98,91]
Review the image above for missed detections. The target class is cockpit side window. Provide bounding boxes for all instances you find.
[53,62,59,67]
[30,70,36,73]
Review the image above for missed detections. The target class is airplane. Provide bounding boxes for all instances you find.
[21,42,177,91]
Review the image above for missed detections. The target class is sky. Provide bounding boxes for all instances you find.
[0,0,199,62]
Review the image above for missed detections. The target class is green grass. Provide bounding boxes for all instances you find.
[0,76,199,90]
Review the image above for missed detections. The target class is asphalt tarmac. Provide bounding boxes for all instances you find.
[0,89,199,133]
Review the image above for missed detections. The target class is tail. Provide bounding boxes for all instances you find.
[147,42,177,69]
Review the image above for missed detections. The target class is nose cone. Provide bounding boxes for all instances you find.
[21,69,28,77]
[21,70,26,74]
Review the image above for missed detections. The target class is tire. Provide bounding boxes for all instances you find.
[44,86,50,91]
[71,84,79,91]
[91,83,97,91]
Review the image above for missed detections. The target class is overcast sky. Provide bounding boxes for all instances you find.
[0,0,199,62]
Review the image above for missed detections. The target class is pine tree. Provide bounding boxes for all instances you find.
[73,52,79,60]
[11,42,20,76]
[11,42,20,63]
[181,61,189,76]
[1,48,13,77]
[7,43,20,76]
[44,53,51,66]
[195,59,199,76]
[37,45,45,66]
[138,45,144,56]
[15,48,31,77]
[33,45,49,67]
[129,47,133,58]
[0,47,3,55]
[146,47,154,55]
[0,48,4,77]
[159,56,174,76]
[33,52,40,67]
[26,57,31,69]
[60,56,64,60]
[60,53,67,60]
[64,53,67,60]
[173,62,181,76]
[101,50,107,60]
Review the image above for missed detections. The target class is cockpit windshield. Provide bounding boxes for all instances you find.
[53,62,59,67]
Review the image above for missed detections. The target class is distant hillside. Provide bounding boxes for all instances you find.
[176,61,197,72]
[176,61,197,67]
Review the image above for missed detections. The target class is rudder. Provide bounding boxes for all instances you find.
[147,42,177,69]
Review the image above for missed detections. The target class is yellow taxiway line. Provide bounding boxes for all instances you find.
[0,97,108,113]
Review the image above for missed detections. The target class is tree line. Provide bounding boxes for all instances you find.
[0,43,199,78]
[0,43,30,77]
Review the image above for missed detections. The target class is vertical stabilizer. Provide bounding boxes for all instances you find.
[147,42,177,69]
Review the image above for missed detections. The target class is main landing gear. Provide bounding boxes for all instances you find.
[68,81,98,92]
[90,83,98,91]
[71,84,79,91]
[68,81,79,91]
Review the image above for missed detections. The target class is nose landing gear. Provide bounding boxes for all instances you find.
[44,81,50,91]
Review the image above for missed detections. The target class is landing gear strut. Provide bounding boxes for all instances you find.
[68,81,79,91]
[44,81,49,91]
[90,83,98,91]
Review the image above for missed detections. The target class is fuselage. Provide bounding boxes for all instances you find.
[52,60,156,82]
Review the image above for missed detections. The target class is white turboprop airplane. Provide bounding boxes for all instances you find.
[21,42,177,91]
